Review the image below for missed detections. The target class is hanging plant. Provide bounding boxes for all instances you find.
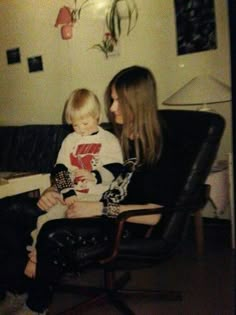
[106,0,138,41]
[92,32,117,59]
[93,0,138,58]
[55,0,138,55]
[71,0,90,23]
[55,0,91,40]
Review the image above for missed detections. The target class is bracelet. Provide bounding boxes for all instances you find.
[102,202,120,218]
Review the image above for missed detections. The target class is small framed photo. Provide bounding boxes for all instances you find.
[27,56,43,73]
[6,48,21,64]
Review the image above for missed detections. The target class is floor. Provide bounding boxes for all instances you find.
[49,219,235,315]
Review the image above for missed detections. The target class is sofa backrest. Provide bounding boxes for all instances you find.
[0,123,113,174]
[0,111,225,193]
[0,125,72,173]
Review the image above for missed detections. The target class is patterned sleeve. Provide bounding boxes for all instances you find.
[51,164,77,200]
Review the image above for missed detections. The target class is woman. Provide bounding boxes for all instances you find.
[2,65,166,315]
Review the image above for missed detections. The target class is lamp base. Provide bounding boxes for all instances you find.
[198,104,215,112]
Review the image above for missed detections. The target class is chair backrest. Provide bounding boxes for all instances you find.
[158,110,225,243]
[117,110,225,263]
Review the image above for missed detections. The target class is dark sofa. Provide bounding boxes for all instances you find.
[0,110,224,206]
[0,123,113,174]
[0,123,112,239]
[0,124,72,174]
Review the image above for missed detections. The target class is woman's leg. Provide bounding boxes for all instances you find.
[0,196,44,313]
[0,196,43,295]
[26,217,111,313]
[0,223,29,295]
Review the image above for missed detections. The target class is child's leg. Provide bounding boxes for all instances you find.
[25,204,68,279]
[30,203,67,249]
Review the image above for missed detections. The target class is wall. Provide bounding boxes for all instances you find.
[0,0,232,217]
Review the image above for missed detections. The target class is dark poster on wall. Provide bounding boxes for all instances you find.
[174,0,217,55]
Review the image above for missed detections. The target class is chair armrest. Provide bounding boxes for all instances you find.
[100,205,195,264]
[116,205,185,221]
[100,184,210,264]
[99,206,174,264]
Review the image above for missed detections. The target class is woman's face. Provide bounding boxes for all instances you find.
[110,85,124,124]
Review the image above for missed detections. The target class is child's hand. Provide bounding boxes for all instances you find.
[24,260,36,279]
[75,169,96,183]
[65,195,78,206]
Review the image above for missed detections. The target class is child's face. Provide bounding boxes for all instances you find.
[72,114,98,136]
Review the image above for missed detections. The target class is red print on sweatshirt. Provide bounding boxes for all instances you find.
[70,143,101,193]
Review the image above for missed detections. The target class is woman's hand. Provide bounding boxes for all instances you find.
[37,186,65,211]
[66,201,103,219]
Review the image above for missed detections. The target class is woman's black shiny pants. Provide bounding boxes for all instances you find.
[26,217,112,312]
[0,196,43,297]
[0,197,147,313]
[0,196,111,312]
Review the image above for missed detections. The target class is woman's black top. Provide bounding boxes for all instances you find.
[102,134,184,207]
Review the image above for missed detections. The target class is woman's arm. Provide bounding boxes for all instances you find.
[66,201,162,225]
[120,203,162,225]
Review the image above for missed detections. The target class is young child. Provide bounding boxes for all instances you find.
[24,88,123,278]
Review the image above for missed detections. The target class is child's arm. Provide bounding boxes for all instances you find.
[91,131,124,185]
[52,164,77,201]
[74,169,96,183]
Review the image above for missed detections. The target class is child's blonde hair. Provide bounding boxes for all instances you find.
[64,88,101,124]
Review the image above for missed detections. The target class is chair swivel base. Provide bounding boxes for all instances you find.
[54,272,182,315]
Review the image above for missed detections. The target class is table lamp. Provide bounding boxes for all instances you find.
[162,75,231,111]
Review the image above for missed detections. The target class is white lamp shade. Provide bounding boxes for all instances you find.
[163,75,231,106]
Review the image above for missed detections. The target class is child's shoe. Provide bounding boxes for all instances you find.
[0,291,27,314]
[14,303,47,315]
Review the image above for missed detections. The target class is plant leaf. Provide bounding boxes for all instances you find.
[78,0,90,19]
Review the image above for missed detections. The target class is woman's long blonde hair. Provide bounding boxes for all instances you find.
[105,66,162,165]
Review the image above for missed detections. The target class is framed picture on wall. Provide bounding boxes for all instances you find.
[6,48,21,64]
[174,0,217,55]
[27,56,43,73]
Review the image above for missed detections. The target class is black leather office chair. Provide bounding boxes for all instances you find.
[54,110,225,315]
